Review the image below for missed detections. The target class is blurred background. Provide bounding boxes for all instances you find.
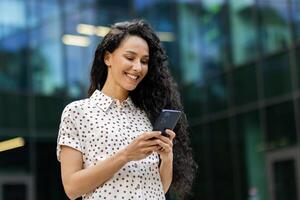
[0,0,299,199]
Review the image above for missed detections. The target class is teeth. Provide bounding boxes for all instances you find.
[126,73,138,80]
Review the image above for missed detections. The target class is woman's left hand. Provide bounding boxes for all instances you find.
[155,129,176,162]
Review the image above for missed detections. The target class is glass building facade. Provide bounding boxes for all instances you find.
[0,0,300,199]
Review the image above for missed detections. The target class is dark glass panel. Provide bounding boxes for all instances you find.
[206,74,228,113]
[209,119,234,200]
[233,64,258,105]
[265,101,296,149]
[274,160,298,200]
[262,52,292,98]
[0,92,28,129]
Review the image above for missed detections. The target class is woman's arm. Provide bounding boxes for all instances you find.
[60,146,128,200]
[59,131,161,200]
[159,154,173,193]
[156,129,176,193]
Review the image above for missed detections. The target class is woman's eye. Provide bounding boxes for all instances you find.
[125,57,134,61]
[141,60,149,65]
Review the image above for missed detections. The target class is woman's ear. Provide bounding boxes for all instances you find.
[104,51,112,67]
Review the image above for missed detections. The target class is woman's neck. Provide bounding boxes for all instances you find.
[101,82,128,102]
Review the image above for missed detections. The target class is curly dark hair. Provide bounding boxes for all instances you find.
[88,19,198,199]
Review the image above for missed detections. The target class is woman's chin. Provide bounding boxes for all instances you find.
[124,85,138,91]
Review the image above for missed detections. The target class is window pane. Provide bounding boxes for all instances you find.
[274,160,298,200]
[0,32,30,92]
[0,92,28,129]
[35,95,65,132]
[262,52,292,98]
[206,74,228,113]
[183,85,207,118]
[235,111,268,200]
[200,0,230,72]
[169,3,200,84]
[208,119,234,199]
[265,101,296,149]
[189,124,208,199]
[233,64,258,105]
[28,0,60,28]
[257,0,292,54]
[229,0,258,65]
[29,17,65,95]
[295,47,300,89]
[291,0,300,42]
[0,0,27,39]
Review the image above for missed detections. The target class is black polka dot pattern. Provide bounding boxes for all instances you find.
[57,90,166,199]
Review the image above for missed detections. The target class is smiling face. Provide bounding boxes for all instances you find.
[103,35,149,96]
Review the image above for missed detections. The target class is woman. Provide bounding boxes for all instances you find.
[57,19,197,200]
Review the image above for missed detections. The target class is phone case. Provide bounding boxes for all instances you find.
[153,109,182,137]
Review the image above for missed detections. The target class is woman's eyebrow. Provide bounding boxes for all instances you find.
[125,50,149,57]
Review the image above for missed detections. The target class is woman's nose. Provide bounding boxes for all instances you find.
[132,60,142,72]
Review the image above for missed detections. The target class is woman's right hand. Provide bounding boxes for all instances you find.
[121,131,162,162]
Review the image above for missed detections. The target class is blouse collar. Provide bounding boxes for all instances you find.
[90,89,135,112]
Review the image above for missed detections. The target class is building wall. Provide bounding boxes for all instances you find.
[0,0,300,199]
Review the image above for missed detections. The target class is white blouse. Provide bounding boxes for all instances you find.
[57,89,165,200]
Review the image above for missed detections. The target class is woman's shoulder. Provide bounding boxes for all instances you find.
[61,98,91,117]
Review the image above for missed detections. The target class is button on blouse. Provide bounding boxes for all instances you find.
[56,89,165,200]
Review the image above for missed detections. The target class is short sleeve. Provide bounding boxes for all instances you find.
[56,106,82,161]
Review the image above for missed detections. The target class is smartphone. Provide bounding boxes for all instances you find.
[152,109,182,137]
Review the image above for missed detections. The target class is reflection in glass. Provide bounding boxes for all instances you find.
[200,0,230,74]
[257,0,291,54]
[236,111,268,200]
[177,3,202,85]
[291,0,300,42]
[29,18,64,95]
[28,0,60,28]
[0,32,29,91]
[262,52,292,98]
[229,0,257,65]
[0,0,27,39]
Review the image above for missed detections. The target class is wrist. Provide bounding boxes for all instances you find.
[160,153,173,163]
[116,148,130,163]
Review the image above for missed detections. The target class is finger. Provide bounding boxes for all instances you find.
[142,145,160,154]
[165,129,176,140]
[155,135,173,147]
[141,131,161,140]
[156,139,170,150]
[143,139,163,147]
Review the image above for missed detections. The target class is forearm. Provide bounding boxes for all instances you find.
[65,150,128,199]
[159,156,173,193]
